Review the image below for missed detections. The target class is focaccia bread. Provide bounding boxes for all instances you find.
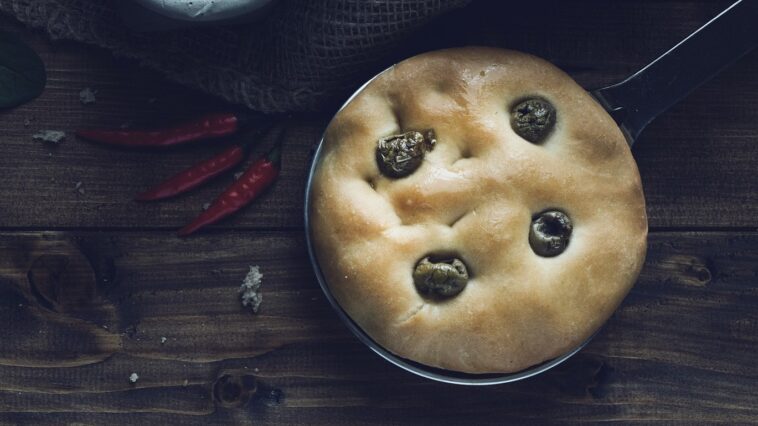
[309,47,647,374]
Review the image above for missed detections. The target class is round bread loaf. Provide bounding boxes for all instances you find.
[309,47,647,374]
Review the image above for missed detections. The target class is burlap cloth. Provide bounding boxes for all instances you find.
[0,0,470,112]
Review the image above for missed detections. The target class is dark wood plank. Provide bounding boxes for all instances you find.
[1,1,758,230]
[0,231,755,424]
[0,413,249,426]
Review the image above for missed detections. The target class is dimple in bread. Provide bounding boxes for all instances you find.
[309,47,647,374]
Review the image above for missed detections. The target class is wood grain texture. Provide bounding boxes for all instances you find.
[0,231,756,424]
[0,0,757,424]
[1,0,757,230]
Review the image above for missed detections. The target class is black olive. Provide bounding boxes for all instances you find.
[529,210,572,257]
[510,97,556,143]
[413,256,469,299]
[376,130,436,178]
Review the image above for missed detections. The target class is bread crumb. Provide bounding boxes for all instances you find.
[33,130,66,144]
[129,373,139,383]
[79,87,97,105]
[202,202,211,211]
[233,171,243,180]
[74,181,85,195]
[23,118,31,127]
[160,337,167,344]
[240,265,263,313]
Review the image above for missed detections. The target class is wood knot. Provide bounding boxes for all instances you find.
[587,362,615,399]
[659,255,712,287]
[213,373,257,408]
[27,254,96,313]
[538,354,614,399]
[0,236,120,366]
[260,388,284,407]
[729,317,757,340]
[75,236,120,290]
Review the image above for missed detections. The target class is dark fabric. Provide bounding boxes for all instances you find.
[0,0,470,112]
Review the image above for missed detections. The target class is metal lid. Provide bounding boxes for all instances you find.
[133,0,276,22]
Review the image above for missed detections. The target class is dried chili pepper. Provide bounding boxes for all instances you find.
[177,143,282,236]
[76,112,246,148]
[135,144,246,201]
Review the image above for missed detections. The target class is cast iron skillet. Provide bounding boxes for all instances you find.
[304,0,758,385]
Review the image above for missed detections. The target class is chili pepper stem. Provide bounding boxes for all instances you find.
[177,141,284,237]
[262,124,286,165]
[265,144,282,167]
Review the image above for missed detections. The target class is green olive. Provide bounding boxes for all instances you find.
[413,256,468,298]
[376,130,436,178]
[510,97,556,143]
[529,210,572,257]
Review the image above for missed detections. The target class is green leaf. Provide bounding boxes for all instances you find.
[0,30,46,109]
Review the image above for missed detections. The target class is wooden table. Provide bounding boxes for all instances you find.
[1,1,756,424]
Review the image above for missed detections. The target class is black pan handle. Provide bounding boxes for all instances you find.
[591,0,758,145]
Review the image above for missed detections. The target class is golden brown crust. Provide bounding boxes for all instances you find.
[310,47,647,374]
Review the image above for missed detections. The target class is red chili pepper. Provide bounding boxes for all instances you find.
[178,144,282,236]
[135,144,246,202]
[76,112,240,148]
